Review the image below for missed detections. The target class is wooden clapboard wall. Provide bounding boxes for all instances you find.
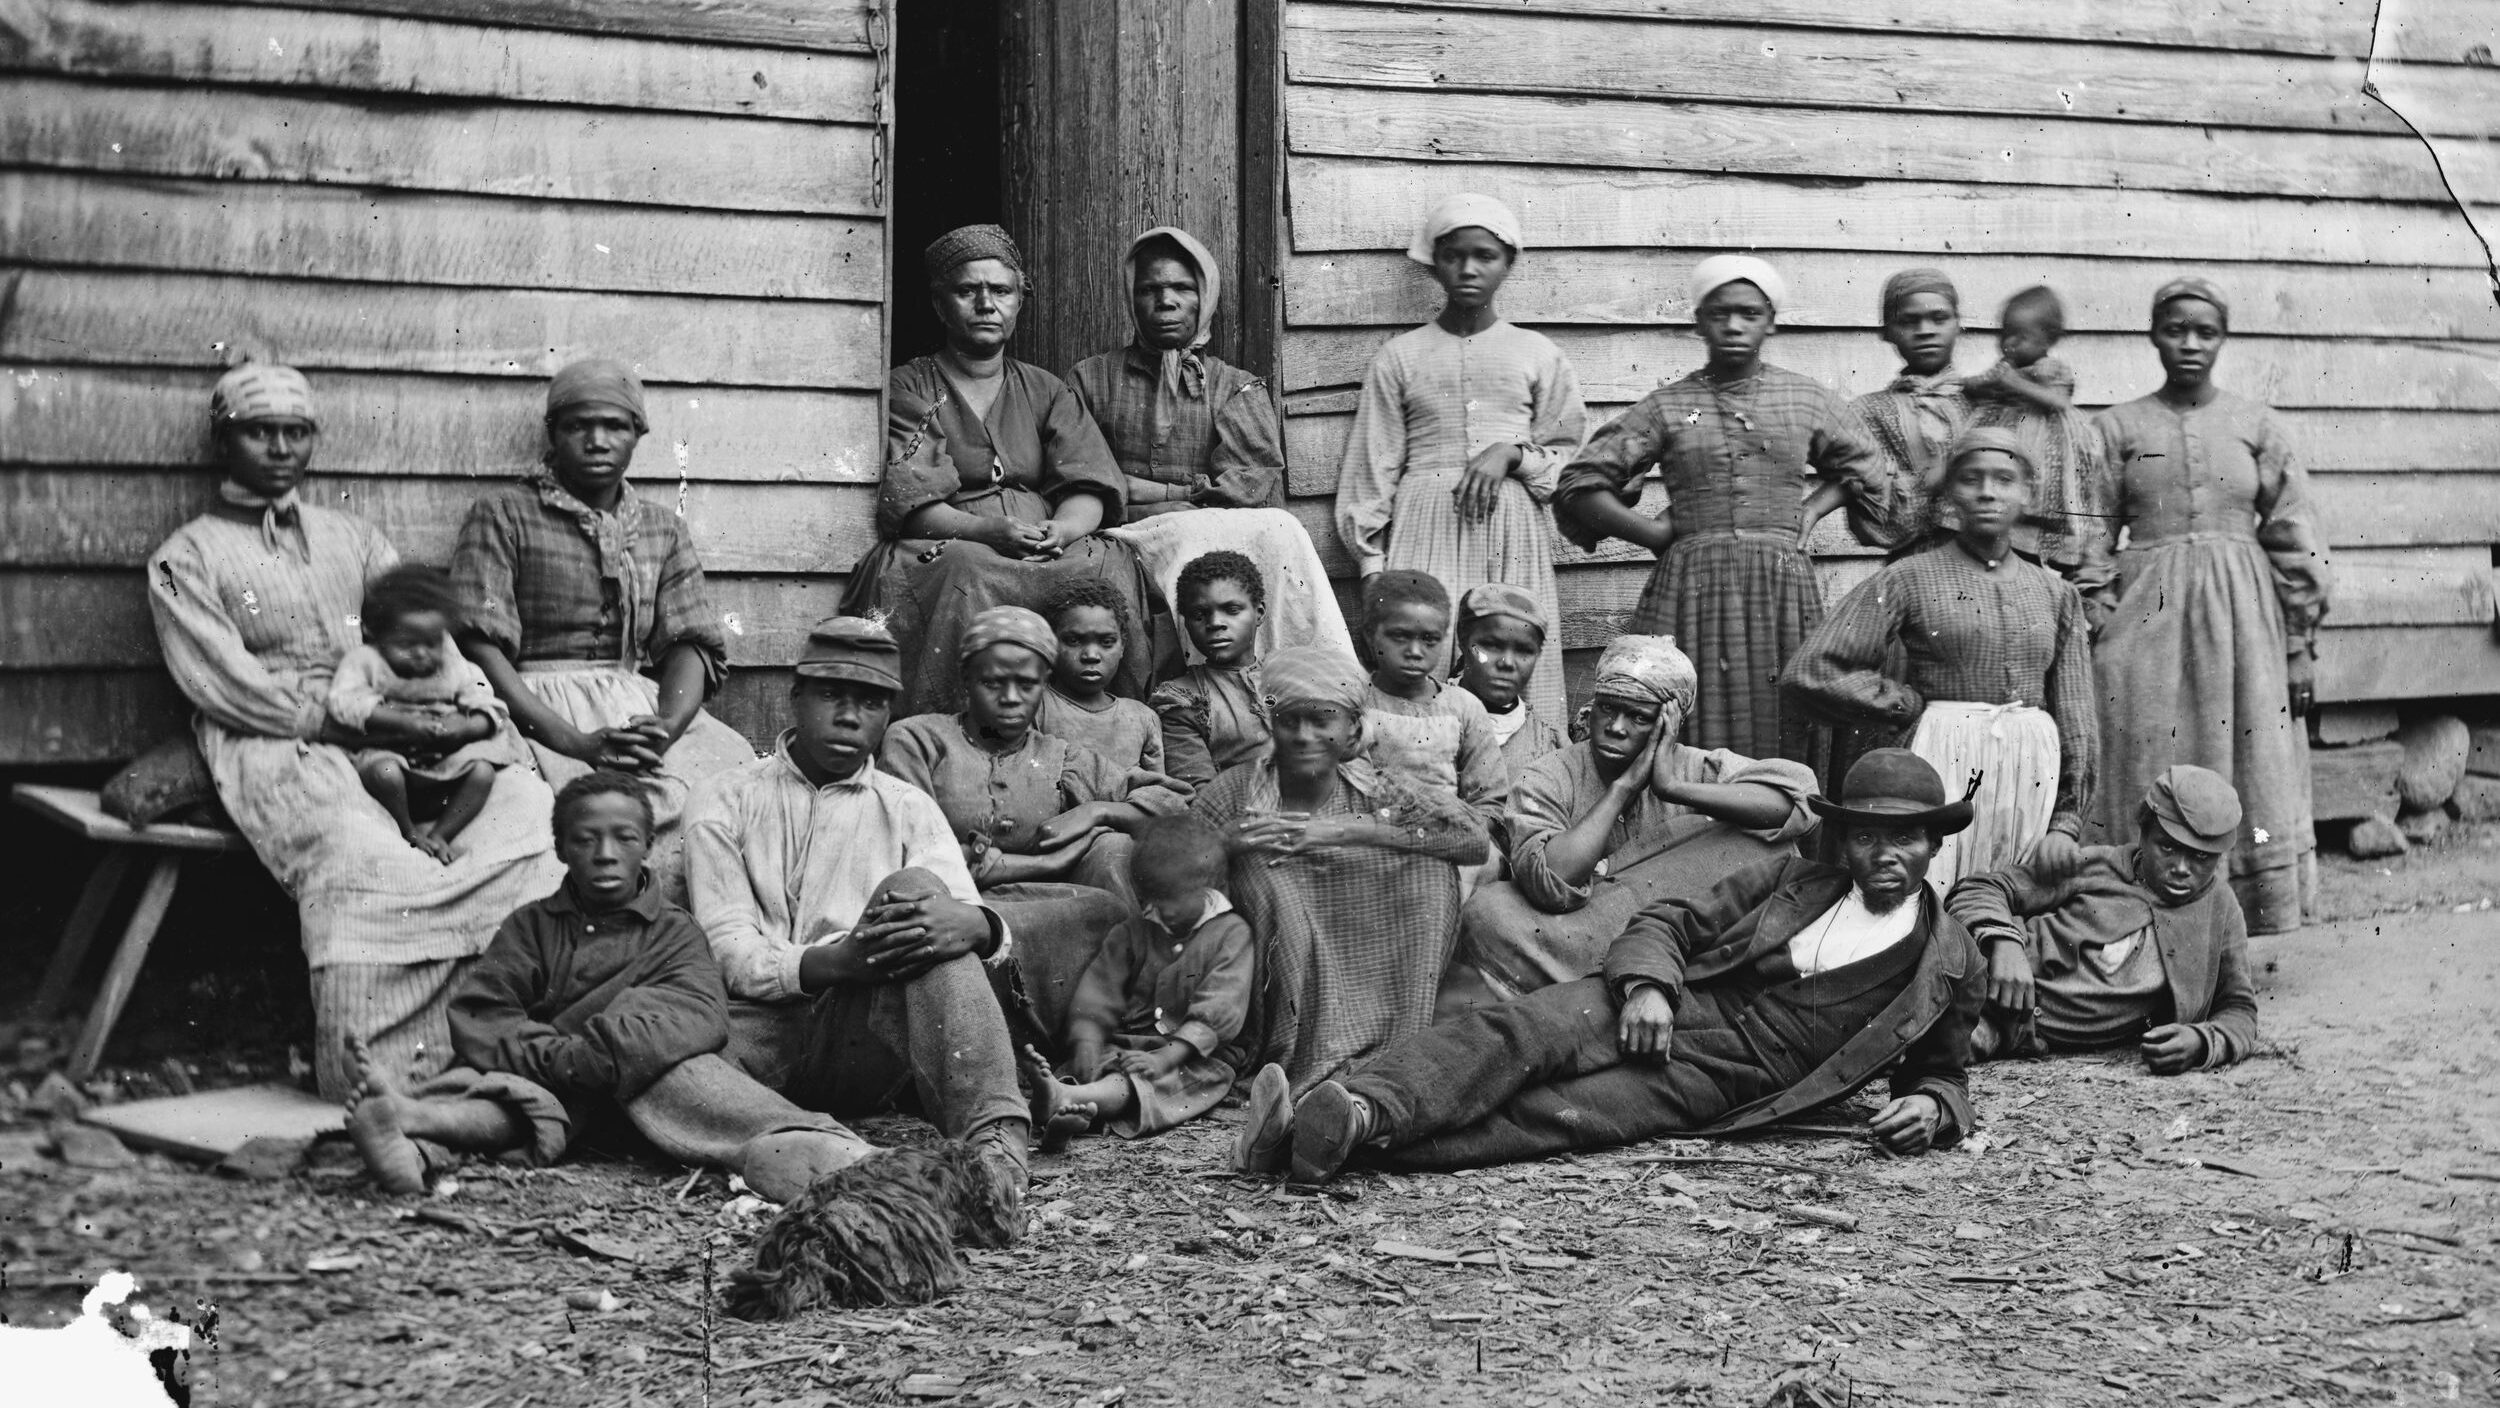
[1273,0,2500,706]
[0,0,890,762]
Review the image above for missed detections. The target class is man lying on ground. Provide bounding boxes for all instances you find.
[1946,764,2259,1072]
[1238,748,1984,1182]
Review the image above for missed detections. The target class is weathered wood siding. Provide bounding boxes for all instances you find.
[1276,0,2500,705]
[0,0,890,761]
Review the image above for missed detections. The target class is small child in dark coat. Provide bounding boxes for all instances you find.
[1022,817,1254,1146]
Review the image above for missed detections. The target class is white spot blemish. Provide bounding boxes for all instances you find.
[111,143,122,153]
[594,243,612,255]
[242,588,261,615]
[267,37,284,57]
[1683,409,1701,425]
[2252,827,2270,844]
[723,612,745,637]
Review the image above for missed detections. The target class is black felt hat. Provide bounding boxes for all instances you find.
[1807,748,1976,836]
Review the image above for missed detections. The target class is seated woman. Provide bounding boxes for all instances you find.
[451,358,756,896]
[1192,648,1490,1114]
[844,224,1155,718]
[148,364,561,1100]
[1072,225,1353,664]
[1457,634,1818,1000]
[877,607,1173,1040]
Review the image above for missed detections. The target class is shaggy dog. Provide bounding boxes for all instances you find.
[726,1141,1024,1320]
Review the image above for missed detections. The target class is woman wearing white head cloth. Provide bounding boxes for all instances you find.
[1553,255,1887,767]
[1333,194,1587,730]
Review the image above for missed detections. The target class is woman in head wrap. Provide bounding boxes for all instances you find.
[1555,255,1886,767]
[1454,633,1819,1001]
[878,607,1183,1039]
[1069,226,1354,664]
[843,225,1155,718]
[1195,647,1491,1135]
[2086,277,2329,932]
[451,357,759,897]
[148,365,562,1101]
[1333,194,1588,730]
[1782,428,2098,893]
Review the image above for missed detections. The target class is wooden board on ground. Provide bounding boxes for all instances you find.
[2309,741,2404,822]
[82,1083,345,1162]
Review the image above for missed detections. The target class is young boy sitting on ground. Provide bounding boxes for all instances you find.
[1021,816,1254,1149]
[1450,583,1566,789]
[1946,764,2259,1072]
[344,772,871,1200]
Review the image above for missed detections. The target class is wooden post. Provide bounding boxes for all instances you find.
[66,854,184,1081]
[29,849,136,1021]
[1000,0,1246,380]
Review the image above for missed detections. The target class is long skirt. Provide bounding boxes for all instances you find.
[843,534,1154,719]
[1628,531,1824,769]
[1107,507,1355,664]
[1907,701,2060,892]
[1383,472,1567,730]
[515,662,758,898]
[2092,536,2313,932]
[204,720,562,1100]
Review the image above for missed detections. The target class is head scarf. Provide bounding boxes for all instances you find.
[1690,254,1786,314]
[1126,225,1222,407]
[1260,646,1368,715]
[1456,582,1547,639]
[1405,193,1523,266]
[210,363,317,428]
[1880,267,1959,323]
[1591,634,1697,714]
[1941,426,2040,483]
[926,224,1025,284]
[957,605,1059,668]
[546,357,649,433]
[2152,276,2230,331]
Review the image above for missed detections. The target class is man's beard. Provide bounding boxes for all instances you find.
[1855,881,1917,916]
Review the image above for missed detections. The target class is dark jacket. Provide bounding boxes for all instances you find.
[1602,855,1983,1141]
[449,878,730,1105]
[1946,845,2258,1065]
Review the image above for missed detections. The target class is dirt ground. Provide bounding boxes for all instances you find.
[4,829,2498,1407]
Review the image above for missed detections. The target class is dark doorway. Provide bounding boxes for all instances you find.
[889,0,1003,364]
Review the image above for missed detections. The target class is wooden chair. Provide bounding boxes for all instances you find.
[15,784,251,1082]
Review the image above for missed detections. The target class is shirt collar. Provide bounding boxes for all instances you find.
[1149,889,1235,939]
[773,730,880,791]
[542,871,667,922]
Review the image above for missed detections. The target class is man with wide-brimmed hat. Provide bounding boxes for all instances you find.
[1948,764,2259,1072]
[1240,748,1987,1181]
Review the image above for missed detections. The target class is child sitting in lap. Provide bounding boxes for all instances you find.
[346,772,866,1201]
[328,565,522,862]
[1021,817,1254,1147]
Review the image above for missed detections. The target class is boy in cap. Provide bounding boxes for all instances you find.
[1947,765,2259,1071]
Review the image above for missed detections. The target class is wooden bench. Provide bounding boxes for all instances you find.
[15,784,251,1082]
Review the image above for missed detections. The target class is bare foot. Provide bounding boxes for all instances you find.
[1017,1044,1092,1153]
[411,827,455,865]
[343,1035,428,1194]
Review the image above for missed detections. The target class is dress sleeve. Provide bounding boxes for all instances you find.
[874,718,950,818]
[449,497,526,659]
[1449,694,1515,844]
[1205,373,1286,509]
[877,368,967,538]
[647,516,729,693]
[451,651,506,717]
[1334,344,1411,576]
[2250,408,2331,644]
[2042,580,2098,837]
[1811,387,1897,547]
[1698,749,1822,846]
[1552,398,1665,552]
[147,528,327,739]
[1778,566,1924,731]
[1151,679,1218,788]
[1513,340,1589,504]
[1036,370,1130,525]
[1056,735,1140,807]
[325,648,388,731]
[1506,756,1600,913]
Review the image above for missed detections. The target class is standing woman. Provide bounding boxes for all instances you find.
[452,358,757,896]
[1556,256,1887,765]
[1334,194,1587,730]
[844,225,1152,718]
[149,365,562,1100]
[2091,279,2328,932]
[1194,648,1490,1102]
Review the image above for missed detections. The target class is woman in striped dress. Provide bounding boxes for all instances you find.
[1334,194,1587,731]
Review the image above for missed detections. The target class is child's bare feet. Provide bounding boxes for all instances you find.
[408,825,455,865]
[343,1035,428,1194]
[1017,1044,1093,1154]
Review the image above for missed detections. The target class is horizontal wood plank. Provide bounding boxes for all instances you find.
[2310,474,2500,549]
[1308,0,2500,66]
[1281,326,2500,410]
[0,172,882,300]
[0,0,876,123]
[0,471,878,575]
[0,367,880,483]
[1284,251,2500,343]
[0,670,189,762]
[216,0,874,53]
[1286,84,2487,205]
[4,74,878,216]
[1285,3,2496,138]
[1284,157,2492,269]
[2317,626,2500,702]
[0,270,880,391]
